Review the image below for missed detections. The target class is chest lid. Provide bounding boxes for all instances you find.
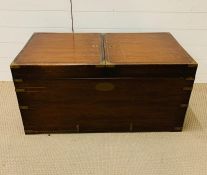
[102,33,197,78]
[12,33,102,65]
[11,33,197,79]
[105,33,196,65]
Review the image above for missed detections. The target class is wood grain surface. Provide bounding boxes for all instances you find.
[105,33,196,64]
[15,78,192,133]
[12,33,102,65]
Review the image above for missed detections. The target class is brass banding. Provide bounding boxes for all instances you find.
[15,88,25,92]
[183,87,193,91]
[20,106,29,110]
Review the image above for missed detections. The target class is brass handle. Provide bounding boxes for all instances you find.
[95,82,115,92]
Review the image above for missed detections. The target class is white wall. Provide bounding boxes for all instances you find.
[0,0,206,82]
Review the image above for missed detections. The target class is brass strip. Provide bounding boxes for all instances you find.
[185,77,195,81]
[10,65,21,69]
[180,104,188,108]
[129,122,133,132]
[15,88,25,92]
[174,127,183,131]
[76,124,80,133]
[19,106,29,110]
[183,87,193,91]
[26,87,46,89]
[25,129,78,134]
[187,64,197,68]
[14,79,23,82]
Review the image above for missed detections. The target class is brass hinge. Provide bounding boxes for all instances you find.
[105,60,115,68]
[15,88,25,92]
[19,106,29,110]
[96,60,115,68]
[96,60,105,68]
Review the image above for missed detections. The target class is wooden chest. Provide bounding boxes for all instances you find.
[11,33,197,134]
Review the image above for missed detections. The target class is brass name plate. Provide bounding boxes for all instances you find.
[95,82,114,92]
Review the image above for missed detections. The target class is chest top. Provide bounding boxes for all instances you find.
[12,32,196,66]
[105,33,195,65]
[13,33,102,65]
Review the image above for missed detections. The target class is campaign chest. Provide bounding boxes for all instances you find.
[11,33,197,134]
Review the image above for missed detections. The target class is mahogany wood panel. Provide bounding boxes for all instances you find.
[13,33,102,65]
[15,79,193,105]
[105,33,196,64]
[15,78,193,133]
[11,64,197,79]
